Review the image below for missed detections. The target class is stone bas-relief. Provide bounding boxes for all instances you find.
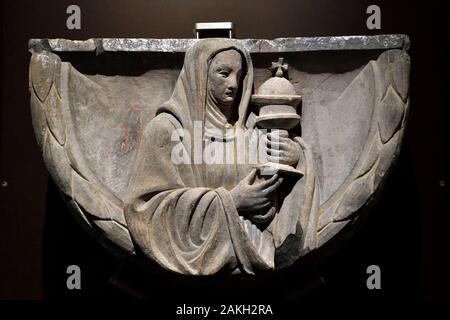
[28,36,410,275]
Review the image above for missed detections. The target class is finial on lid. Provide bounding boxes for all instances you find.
[270,57,288,78]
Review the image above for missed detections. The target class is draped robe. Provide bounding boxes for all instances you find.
[124,39,320,275]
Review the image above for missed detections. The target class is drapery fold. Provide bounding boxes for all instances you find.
[125,39,319,275]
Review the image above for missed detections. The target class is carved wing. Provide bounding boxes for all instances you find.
[29,50,136,253]
[313,49,410,246]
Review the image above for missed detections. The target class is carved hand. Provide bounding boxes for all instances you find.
[229,169,283,213]
[266,130,301,167]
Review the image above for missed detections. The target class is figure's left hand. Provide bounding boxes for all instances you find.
[265,130,301,167]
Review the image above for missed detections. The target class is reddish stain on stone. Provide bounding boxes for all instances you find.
[120,101,142,155]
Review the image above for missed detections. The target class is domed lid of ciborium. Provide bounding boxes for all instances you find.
[251,58,301,130]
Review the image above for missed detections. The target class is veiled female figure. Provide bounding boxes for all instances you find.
[125,39,319,275]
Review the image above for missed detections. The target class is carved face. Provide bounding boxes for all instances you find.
[207,49,243,108]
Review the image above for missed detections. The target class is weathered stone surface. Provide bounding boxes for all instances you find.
[42,127,71,195]
[93,219,134,254]
[30,92,47,148]
[30,52,55,101]
[28,35,410,275]
[29,35,409,53]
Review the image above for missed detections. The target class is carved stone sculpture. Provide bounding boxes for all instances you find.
[28,35,410,275]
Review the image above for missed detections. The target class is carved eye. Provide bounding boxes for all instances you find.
[219,70,229,78]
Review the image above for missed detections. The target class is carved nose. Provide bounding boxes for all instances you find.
[228,75,238,90]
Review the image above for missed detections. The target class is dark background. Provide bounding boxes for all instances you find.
[0,0,448,306]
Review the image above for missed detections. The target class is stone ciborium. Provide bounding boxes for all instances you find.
[252,57,303,177]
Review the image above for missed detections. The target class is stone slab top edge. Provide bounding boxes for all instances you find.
[29,34,409,53]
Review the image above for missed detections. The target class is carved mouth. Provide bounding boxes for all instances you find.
[224,91,235,102]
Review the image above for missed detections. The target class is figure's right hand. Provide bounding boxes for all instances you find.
[229,168,283,213]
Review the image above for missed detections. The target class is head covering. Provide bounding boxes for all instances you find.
[156,38,254,134]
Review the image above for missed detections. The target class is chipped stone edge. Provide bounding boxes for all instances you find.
[28,35,410,53]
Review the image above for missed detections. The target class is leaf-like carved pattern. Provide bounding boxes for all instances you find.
[333,161,376,222]
[29,50,134,253]
[317,197,340,232]
[355,134,382,180]
[69,200,92,228]
[378,85,404,143]
[71,171,111,220]
[30,93,47,148]
[374,130,400,188]
[44,85,66,145]
[93,220,134,254]
[376,50,410,101]
[43,127,72,195]
[30,52,55,102]
[317,220,348,248]
[317,49,409,243]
